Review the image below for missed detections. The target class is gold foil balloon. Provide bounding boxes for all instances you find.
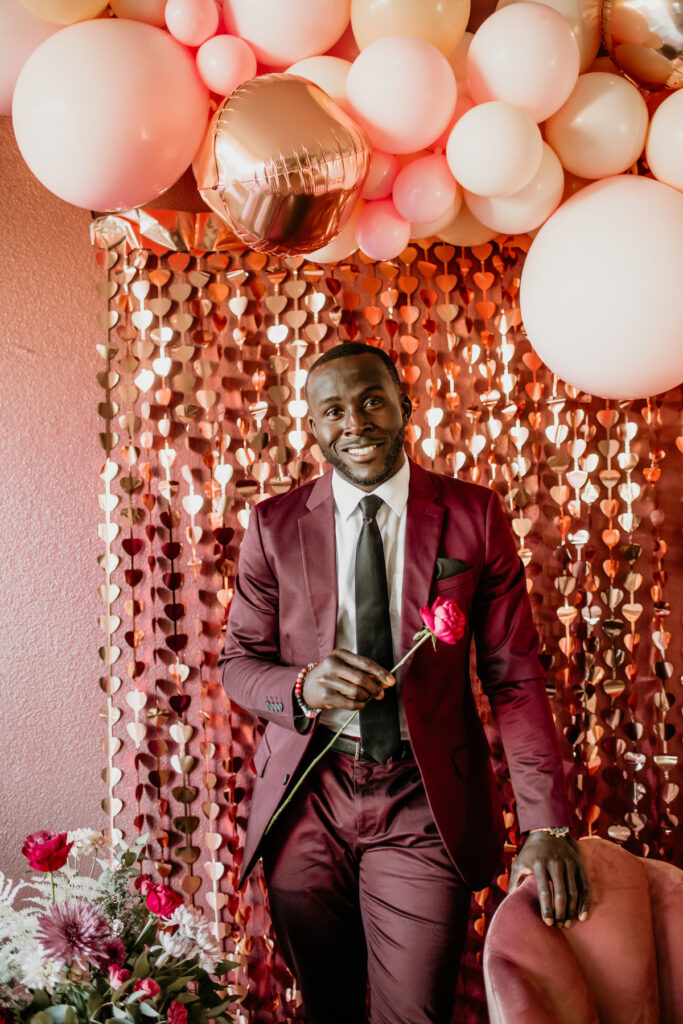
[194,74,371,255]
[601,0,683,89]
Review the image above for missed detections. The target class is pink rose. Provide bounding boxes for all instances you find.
[133,978,161,1000]
[109,965,131,988]
[420,597,466,645]
[167,1001,188,1024]
[21,831,73,872]
[145,883,183,920]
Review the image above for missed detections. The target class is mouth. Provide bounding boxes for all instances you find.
[342,441,384,461]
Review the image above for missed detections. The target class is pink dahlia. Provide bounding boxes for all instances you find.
[37,899,110,968]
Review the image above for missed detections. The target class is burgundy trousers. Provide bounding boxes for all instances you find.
[261,742,472,1024]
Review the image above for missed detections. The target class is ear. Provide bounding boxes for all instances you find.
[308,413,319,440]
[400,393,412,423]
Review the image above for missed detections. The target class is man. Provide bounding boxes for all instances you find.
[219,342,590,1024]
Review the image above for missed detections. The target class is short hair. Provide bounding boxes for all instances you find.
[306,342,401,394]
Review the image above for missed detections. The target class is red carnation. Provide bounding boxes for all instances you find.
[420,597,466,645]
[21,831,73,872]
[145,882,183,919]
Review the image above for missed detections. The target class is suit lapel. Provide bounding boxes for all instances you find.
[299,472,338,659]
[400,462,444,675]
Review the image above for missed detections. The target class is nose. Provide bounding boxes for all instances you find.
[342,405,371,434]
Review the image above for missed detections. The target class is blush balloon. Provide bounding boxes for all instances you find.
[286,56,352,109]
[12,19,209,211]
[361,150,399,199]
[495,0,600,72]
[196,34,257,95]
[355,197,411,259]
[109,0,167,24]
[437,201,497,244]
[308,198,364,261]
[165,0,218,46]
[346,34,457,153]
[467,1,580,121]
[392,153,458,223]
[223,0,351,67]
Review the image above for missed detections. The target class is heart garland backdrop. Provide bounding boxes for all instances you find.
[92,211,682,1024]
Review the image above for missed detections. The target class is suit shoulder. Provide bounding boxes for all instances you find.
[429,469,501,512]
[252,477,319,524]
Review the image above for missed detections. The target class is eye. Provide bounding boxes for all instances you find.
[324,406,342,418]
[364,397,382,409]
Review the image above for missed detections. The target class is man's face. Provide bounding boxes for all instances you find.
[306,354,411,491]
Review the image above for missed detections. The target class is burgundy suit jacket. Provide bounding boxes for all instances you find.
[219,460,571,889]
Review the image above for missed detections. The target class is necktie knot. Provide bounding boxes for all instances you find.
[359,494,383,523]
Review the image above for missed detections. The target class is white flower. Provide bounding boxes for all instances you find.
[20,943,67,993]
[110,919,124,936]
[67,829,109,856]
[152,928,195,965]
[161,906,222,973]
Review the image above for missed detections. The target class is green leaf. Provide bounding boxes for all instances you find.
[111,1005,131,1022]
[214,959,239,975]
[45,1006,78,1024]
[30,1012,53,1024]
[139,1004,158,1018]
[132,951,150,980]
[165,977,194,994]
[32,993,51,1011]
[204,1001,232,1015]
[172,994,199,1004]
[112,978,135,1003]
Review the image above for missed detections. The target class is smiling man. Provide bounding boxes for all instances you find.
[220,342,589,1024]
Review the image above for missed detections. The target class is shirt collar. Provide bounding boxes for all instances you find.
[332,458,410,521]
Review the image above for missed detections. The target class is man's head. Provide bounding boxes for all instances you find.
[306,343,412,491]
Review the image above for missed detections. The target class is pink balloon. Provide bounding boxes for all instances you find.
[447,101,543,196]
[464,142,564,233]
[361,150,399,199]
[346,35,457,153]
[393,153,458,223]
[467,2,580,122]
[223,0,351,67]
[166,0,218,46]
[197,34,257,95]
[646,89,683,192]
[355,197,410,260]
[410,195,463,238]
[109,0,167,24]
[0,0,60,117]
[520,175,683,399]
[12,19,209,211]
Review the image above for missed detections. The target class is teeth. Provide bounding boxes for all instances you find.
[348,445,377,456]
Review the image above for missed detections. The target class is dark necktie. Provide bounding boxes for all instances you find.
[356,495,401,764]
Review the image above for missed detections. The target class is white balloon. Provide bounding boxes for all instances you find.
[447,101,543,197]
[464,142,564,233]
[286,56,351,110]
[496,0,600,72]
[309,199,364,262]
[0,0,59,116]
[520,175,683,399]
[437,201,497,245]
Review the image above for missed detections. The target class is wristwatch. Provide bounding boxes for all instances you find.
[530,826,570,838]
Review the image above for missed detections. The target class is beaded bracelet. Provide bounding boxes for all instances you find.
[294,663,319,719]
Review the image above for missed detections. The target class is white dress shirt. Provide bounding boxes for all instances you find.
[319,458,410,740]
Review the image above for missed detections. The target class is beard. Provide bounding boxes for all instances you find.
[322,426,406,489]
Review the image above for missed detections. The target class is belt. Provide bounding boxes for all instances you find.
[317,729,414,763]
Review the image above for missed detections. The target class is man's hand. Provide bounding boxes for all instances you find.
[303,649,395,711]
[509,832,591,927]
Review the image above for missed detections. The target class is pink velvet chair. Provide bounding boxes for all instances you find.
[483,836,683,1024]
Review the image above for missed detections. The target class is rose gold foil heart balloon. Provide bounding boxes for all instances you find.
[195,74,371,255]
[601,0,683,89]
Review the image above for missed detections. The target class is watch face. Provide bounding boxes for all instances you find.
[549,827,570,838]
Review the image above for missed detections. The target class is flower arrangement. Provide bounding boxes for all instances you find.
[0,830,237,1024]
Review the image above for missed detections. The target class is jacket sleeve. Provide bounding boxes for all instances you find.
[474,490,571,832]
[218,504,306,733]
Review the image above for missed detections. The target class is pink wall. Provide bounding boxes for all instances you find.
[0,120,206,885]
[0,118,105,883]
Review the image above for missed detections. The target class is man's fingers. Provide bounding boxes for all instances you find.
[331,649,395,687]
[577,856,591,921]
[548,859,567,926]
[509,860,531,890]
[533,863,554,926]
[564,862,579,924]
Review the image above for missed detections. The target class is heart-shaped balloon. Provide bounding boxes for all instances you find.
[195,74,371,255]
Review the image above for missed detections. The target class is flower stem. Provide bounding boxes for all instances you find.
[50,871,55,902]
[264,628,433,836]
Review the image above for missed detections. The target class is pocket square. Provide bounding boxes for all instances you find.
[434,557,468,581]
